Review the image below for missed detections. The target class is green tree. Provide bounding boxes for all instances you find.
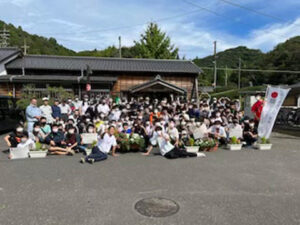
[134,23,179,59]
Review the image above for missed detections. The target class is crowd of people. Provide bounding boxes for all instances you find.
[4,94,263,163]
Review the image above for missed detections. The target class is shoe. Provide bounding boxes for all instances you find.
[80,157,85,163]
[87,158,95,164]
[197,152,206,158]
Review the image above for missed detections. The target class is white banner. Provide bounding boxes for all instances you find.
[258,85,290,139]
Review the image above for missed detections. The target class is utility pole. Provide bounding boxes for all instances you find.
[21,39,30,55]
[118,36,122,58]
[238,57,241,89]
[0,25,10,47]
[213,41,217,89]
[225,65,228,87]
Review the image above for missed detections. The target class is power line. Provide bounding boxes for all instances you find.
[200,66,300,74]
[182,0,288,39]
[38,9,204,36]
[219,0,300,27]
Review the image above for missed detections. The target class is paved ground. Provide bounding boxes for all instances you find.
[0,132,299,225]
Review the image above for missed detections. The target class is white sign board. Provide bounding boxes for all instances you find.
[228,126,243,139]
[193,124,208,139]
[10,147,29,159]
[81,133,98,144]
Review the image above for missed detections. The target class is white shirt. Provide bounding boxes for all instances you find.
[97,133,117,154]
[73,100,82,110]
[81,103,89,115]
[59,104,71,114]
[17,139,35,149]
[110,110,121,121]
[167,127,179,140]
[97,104,110,115]
[150,132,174,156]
[39,105,53,123]
[208,125,226,138]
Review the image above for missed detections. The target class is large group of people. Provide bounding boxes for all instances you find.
[4,94,263,163]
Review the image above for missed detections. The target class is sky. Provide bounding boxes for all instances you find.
[0,0,299,59]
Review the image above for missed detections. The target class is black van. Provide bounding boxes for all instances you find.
[0,96,24,133]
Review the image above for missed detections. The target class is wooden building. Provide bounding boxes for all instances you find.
[0,48,202,99]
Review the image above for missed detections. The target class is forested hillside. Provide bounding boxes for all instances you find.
[0,20,299,87]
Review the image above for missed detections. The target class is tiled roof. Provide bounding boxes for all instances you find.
[6,54,202,74]
[0,75,117,83]
[0,48,20,63]
[129,75,186,94]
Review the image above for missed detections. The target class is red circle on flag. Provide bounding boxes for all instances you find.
[271,92,278,98]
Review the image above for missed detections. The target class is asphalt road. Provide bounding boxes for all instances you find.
[0,132,299,225]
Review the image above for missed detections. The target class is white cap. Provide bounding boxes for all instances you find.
[42,97,49,101]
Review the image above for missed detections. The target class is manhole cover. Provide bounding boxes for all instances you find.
[135,197,179,217]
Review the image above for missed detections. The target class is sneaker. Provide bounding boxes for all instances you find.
[80,157,85,163]
[87,158,95,164]
[197,152,206,158]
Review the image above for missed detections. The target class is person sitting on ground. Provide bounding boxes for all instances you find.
[166,120,179,146]
[142,126,202,159]
[80,126,118,164]
[208,120,227,146]
[29,122,44,143]
[4,125,26,148]
[45,124,74,155]
[243,119,258,146]
[8,131,35,159]
[39,117,51,140]
[65,126,81,153]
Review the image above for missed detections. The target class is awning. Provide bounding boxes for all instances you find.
[0,75,117,83]
[129,75,186,95]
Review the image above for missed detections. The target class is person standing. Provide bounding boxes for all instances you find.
[39,97,53,124]
[26,98,42,133]
[52,99,61,122]
[251,94,264,124]
[59,99,71,122]
[72,96,82,110]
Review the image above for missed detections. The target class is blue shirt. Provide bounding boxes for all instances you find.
[26,104,42,122]
[52,105,61,119]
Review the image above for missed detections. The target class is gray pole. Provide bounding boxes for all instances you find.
[118,36,122,58]
[213,41,217,89]
[238,57,241,89]
[195,75,199,108]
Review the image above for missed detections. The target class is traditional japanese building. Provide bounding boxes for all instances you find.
[0,48,202,99]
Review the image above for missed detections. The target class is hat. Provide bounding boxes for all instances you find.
[42,97,49,101]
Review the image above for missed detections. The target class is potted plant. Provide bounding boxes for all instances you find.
[198,139,217,152]
[185,138,200,153]
[129,133,145,152]
[227,136,243,151]
[29,142,48,158]
[255,137,272,150]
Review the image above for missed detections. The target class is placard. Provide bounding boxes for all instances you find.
[228,126,243,139]
[81,133,98,144]
[193,124,208,139]
[10,147,29,159]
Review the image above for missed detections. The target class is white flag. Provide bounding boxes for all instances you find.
[258,85,290,139]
